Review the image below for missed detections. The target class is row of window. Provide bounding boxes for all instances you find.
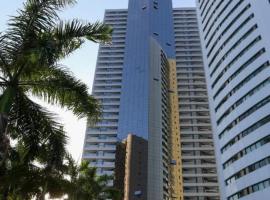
[95,73,122,77]
[213,37,263,112]
[99,46,124,51]
[160,51,171,191]
[177,66,204,70]
[219,95,270,139]
[223,135,270,169]
[228,178,270,200]
[104,15,127,19]
[176,45,201,49]
[175,30,199,34]
[213,45,263,100]
[217,58,269,114]
[182,150,215,157]
[207,0,245,45]
[225,156,270,186]
[201,0,218,27]
[174,22,198,25]
[206,2,250,51]
[180,119,211,124]
[209,23,257,74]
[106,10,127,14]
[175,27,199,31]
[198,0,205,9]
[90,127,117,132]
[207,11,254,59]
[199,0,211,18]
[202,0,229,33]
[221,115,270,154]
[104,20,126,25]
[211,33,260,80]
[96,67,122,74]
[217,75,270,125]
[179,85,206,89]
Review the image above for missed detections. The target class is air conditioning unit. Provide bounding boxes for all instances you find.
[134,190,142,196]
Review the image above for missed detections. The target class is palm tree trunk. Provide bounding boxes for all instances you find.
[0,114,9,178]
[0,113,9,168]
[0,87,15,172]
[0,114,10,200]
[0,88,14,200]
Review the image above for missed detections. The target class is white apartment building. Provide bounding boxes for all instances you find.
[196,0,270,199]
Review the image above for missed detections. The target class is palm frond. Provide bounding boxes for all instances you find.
[85,22,113,43]
[0,34,13,79]
[2,0,76,76]
[54,20,113,44]
[8,90,67,167]
[65,153,78,180]
[23,65,101,122]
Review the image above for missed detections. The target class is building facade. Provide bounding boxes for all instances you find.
[173,8,220,200]
[82,1,220,199]
[196,0,270,199]
[114,134,148,200]
[82,9,127,179]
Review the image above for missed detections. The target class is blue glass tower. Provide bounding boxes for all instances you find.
[118,0,176,140]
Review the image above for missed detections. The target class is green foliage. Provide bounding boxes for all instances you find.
[0,0,115,199]
[66,159,121,200]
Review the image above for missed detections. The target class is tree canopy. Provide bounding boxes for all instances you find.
[0,0,118,199]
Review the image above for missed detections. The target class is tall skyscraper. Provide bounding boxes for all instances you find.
[196,0,270,199]
[82,8,128,178]
[173,8,219,200]
[82,1,219,199]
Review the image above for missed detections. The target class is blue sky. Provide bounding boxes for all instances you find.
[0,0,196,160]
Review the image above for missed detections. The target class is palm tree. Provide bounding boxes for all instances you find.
[65,158,121,200]
[0,0,112,199]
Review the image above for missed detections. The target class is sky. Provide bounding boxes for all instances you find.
[0,0,196,161]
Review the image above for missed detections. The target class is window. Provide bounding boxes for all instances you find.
[212,47,264,92]
[228,179,270,200]
[207,13,254,59]
[225,156,270,185]
[219,95,270,138]
[153,1,158,9]
[223,135,270,169]
[221,115,270,153]
[203,0,229,32]
[209,24,258,71]
[205,0,245,42]
[211,35,261,78]
[217,63,270,124]
[206,3,251,50]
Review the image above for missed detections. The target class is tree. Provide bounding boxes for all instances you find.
[64,156,121,200]
[0,0,112,199]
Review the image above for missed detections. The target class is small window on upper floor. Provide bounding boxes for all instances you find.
[153,1,158,9]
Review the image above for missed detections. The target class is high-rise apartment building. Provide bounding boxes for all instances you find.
[82,1,220,199]
[173,8,219,200]
[82,9,128,178]
[196,0,270,199]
